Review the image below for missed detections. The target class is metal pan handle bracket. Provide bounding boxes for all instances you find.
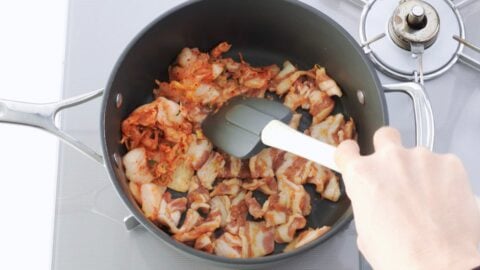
[123,215,141,231]
[0,89,105,165]
[382,82,480,249]
[0,89,142,229]
[383,82,435,150]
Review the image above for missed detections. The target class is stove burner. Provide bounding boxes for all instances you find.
[360,0,465,81]
[389,0,440,50]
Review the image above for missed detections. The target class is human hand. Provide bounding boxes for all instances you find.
[335,127,480,270]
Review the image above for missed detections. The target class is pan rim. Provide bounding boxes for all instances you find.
[101,0,388,266]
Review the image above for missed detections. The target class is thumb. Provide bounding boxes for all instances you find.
[335,140,360,173]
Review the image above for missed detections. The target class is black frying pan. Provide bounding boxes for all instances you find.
[0,0,433,268]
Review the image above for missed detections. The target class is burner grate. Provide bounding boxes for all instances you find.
[356,0,480,83]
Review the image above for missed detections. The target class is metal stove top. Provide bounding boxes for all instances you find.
[52,1,480,269]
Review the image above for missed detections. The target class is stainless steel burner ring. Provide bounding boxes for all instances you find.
[360,0,465,81]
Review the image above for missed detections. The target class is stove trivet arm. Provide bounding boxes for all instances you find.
[383,83,435,150]
[349,0,369,8]
[411,43,425,85]
[0,89,105,165]
[453,35,480,71]
[455,0,479,9]
[361,32,386,50]
[454,35,480,54]
[458,53,480,71]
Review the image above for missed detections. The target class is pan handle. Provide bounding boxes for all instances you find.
[382,82,435,150]
[0,89,105,165]
[358,82,434,270]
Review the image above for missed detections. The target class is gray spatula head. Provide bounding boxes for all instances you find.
[202,96,293,159]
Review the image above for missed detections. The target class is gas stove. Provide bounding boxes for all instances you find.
[52,1,480,269]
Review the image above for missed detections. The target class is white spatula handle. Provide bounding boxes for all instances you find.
[261,120,339,172]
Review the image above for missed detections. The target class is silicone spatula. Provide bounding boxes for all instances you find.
[201,96,339,172]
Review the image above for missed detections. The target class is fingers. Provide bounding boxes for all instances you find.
[373,127,402,151]
[335,139,360,172]
[356,237,367,255]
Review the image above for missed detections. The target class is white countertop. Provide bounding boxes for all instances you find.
[0,1,66,269]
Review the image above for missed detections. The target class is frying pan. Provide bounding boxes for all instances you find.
[0,0,434,268]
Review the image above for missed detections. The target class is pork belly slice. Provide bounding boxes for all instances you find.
[209,195,231,227]
[249,148,276,178]
[284,226,331,252]
[173,212,222,242]
[217,155,242,178]
[197,152,225,190]
[245,221,275,257]
[225,191,248,235]
[276,70,310,98]
[210,178,242,197]
[186,137,212,170]
[241,178,263,191]
[215,223,274,258]
[315,66,342,97]
[288,113,302,130]
[262,195,289,227]
[187,176,211,213]
[275,60,296,78]
[264,209,288,228]
[245,192,265,219]
[307,114,356,146]
[177,208,203,233]
[274,214,307,243]
[322,175,341,202]
[214,232,244,258]
[307,163,341,202]
[283,79,314,111]
[157,192,187,233]
[308,90,335,124]
[194,232,215,254]
[241,177,277,195]
[275,152,312,185]
[277,179,312,216]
